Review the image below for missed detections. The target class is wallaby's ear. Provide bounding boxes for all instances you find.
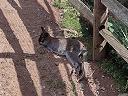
[41,27,47,33]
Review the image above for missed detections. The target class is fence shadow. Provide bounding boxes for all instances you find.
[0,0,100,95]
[0,9,38,96]
[1,0,66,95]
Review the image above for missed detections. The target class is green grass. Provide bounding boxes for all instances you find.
[98,46,128,92]
[53,0,66,9]
[53,0,84,37]
[108,17,128,49]
[62,10,81,33]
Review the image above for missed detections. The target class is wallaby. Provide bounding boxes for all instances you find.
[39,27,88,81]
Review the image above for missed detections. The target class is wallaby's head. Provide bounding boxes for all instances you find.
[38,27,50,45]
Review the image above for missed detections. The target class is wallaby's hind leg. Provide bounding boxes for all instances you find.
[77,51,88,82]
[77,63,85,82]
[78,50,88,62]
[65,51,85,81]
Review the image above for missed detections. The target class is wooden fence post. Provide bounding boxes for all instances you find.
[93,0,107,60]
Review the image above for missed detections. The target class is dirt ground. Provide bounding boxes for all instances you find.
[0,0,119,96]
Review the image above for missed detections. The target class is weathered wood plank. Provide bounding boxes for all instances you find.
[69,0,94,24]
[101,0,128,26]
[99,29,128,63]
[93,0,107,60]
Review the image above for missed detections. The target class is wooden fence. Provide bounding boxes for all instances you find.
[69,0,128,63]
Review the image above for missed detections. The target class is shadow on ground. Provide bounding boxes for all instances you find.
[0,0,119,96]
[0,0,66,95]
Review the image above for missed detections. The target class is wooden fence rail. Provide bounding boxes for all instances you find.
[101,0,128,26]
[99,29,128,63]
[69,0,94,25]
[69,0,128,63]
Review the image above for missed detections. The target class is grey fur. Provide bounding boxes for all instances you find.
[39,27,88,81]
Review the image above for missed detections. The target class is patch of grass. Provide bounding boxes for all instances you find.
[62,7,80,30]
[98,46,128,92]
[53,0,66,9]
[108,17,128,49]
[53,0,84,37]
